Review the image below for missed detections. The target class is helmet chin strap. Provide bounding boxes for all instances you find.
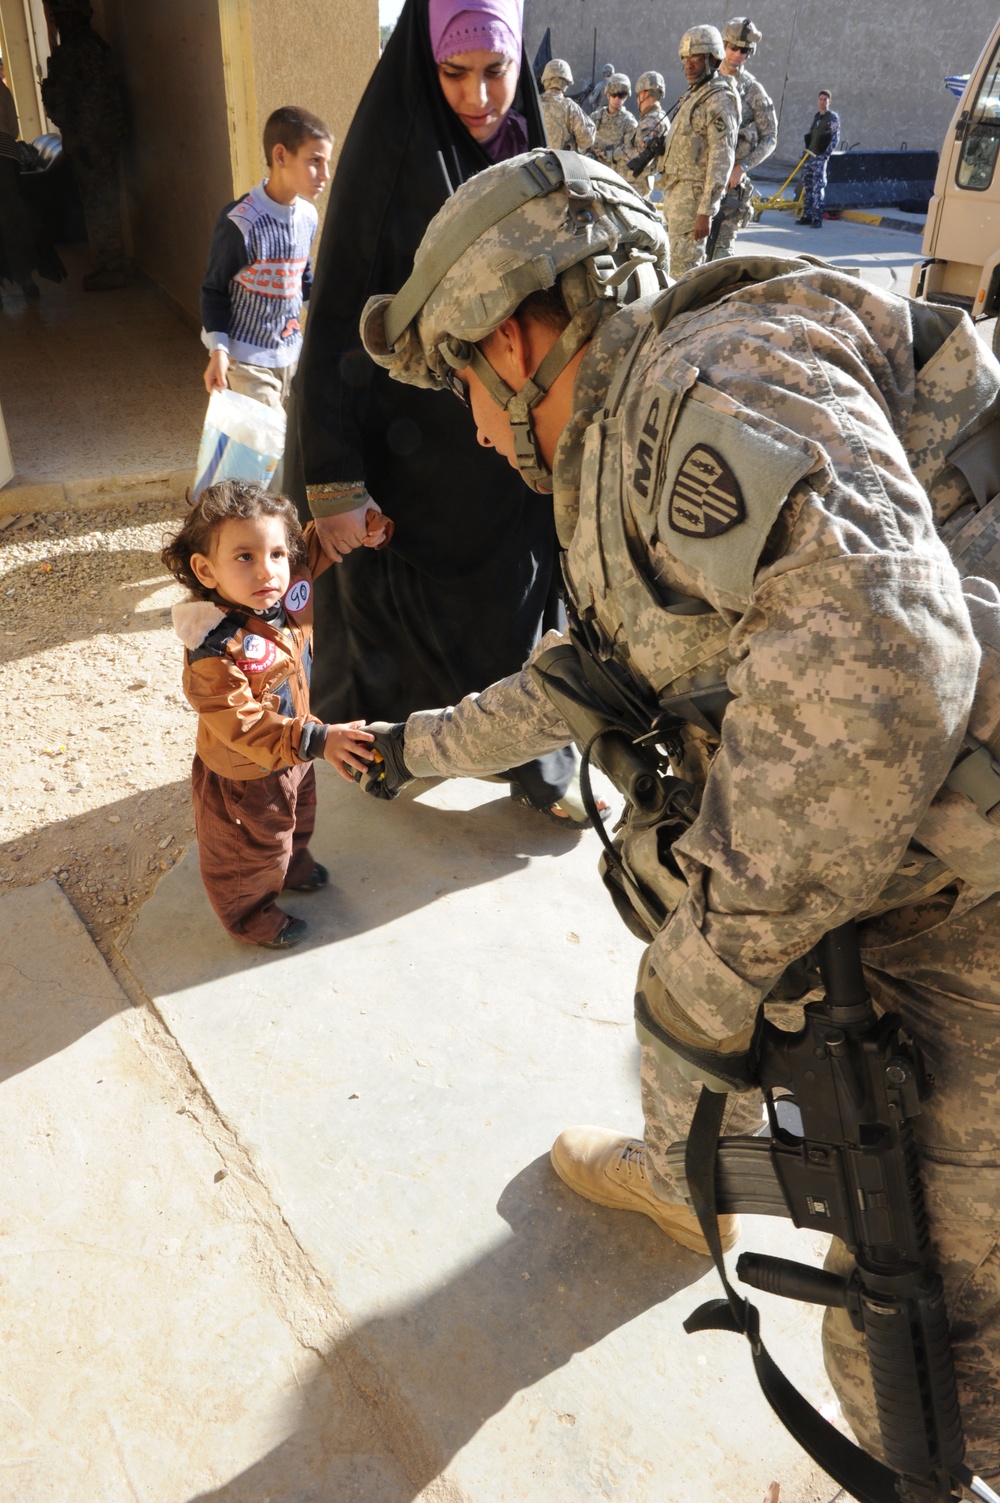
[449,305,605,492]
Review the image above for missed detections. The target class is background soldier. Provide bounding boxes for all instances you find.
[653,26,737,277]
[357,147,1000,1479]
[582,62,614,114]
[615,70,668,200]
[589,72,637,173]
[711,17,776,259]
[539,59,596,154]
[799,88,840,226]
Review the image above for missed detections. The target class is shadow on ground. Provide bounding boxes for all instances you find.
[188,1154,708,1503]
[124,779,589,990]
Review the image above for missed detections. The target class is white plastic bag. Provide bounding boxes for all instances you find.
[192,388,286,500]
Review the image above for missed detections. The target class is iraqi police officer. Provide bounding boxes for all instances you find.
[589,72,637,173]
[800,89,841,225]
[539,59,596,154]
[615,70,669,199]
[357,147,1000,1477]
[711,17,777,258]
[653,27,738,277]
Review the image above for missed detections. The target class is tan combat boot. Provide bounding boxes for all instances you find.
[550,1126,740,1255]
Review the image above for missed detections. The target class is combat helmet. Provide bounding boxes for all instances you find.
[722,16,762,53]
[678,26,725,62]
[606,71,631,97]
[541,58,573,90]
[361,150,668,490]
[636,71,666,98]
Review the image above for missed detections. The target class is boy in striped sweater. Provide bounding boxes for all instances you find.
[200,106,332,415]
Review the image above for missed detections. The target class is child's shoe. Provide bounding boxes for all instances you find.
[284,863,329,892]
[259,916,307,949]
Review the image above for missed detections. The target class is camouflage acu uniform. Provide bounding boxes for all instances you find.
[590,103,638,174]
[615,103,669,200]
[711,67,777,259]
[540,89,596,154]
[582,68,614,115]
[399,261,1000,1474]
[654,74,737,277]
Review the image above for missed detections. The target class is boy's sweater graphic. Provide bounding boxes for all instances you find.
[201,182,317,368]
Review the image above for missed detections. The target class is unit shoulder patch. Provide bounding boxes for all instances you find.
[668,445,745,538]
[656,382,823,607]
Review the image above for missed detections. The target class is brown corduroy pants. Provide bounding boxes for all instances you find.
[191,756,318,944]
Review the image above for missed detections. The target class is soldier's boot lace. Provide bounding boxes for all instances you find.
[550,1126,740,1255]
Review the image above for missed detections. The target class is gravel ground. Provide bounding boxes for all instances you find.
[0,497,196,960]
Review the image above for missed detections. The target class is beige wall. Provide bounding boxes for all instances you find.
[96,0,231,323]
[92,0,377,322]
[525,0,998,170]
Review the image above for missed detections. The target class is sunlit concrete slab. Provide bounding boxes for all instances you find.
[0,880,412,1502]
[124,770,845,1501]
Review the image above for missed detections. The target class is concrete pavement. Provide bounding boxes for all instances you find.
[2,771,846,1501]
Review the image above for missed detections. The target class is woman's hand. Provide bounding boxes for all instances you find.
[314,501,391,562]
[322,720,375,780]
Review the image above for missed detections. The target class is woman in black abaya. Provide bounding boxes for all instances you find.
[291,0,582,819]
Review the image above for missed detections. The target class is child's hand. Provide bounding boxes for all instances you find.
[204,349,230,394]
[323,720,375,780]
[362,507,394,550]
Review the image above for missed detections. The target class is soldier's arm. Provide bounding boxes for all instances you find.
[742,83,778,170]
[572,102,597,152]
[641,314,978,1044]
[401,632,574,779]
[698,100,738,217]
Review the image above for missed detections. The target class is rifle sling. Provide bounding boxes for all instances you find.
[682,1085,903,1503]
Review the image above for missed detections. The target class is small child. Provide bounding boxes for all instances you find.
[200,105,333,413]
[162,480,375,950]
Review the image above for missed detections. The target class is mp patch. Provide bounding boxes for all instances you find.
[667,445,746,538]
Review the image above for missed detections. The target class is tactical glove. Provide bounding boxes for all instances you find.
[355,721,412,800]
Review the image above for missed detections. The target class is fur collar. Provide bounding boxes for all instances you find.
[171,599,228,650]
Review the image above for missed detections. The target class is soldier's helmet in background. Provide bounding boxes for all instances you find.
[636,72,666,98]
[678,26,725,62]
[541,59,574,90]
[722,17,762,53]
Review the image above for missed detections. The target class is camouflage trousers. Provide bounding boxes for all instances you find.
[710,184,750,260]
[642,885,1000,1479]
[662,182,708,279]
[801,155,829,221]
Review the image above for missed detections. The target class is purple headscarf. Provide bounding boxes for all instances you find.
[428,0,522,63]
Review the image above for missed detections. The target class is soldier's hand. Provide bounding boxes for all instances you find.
[353,721,412,800]
[694,213,711,241]
[727,164,744,188]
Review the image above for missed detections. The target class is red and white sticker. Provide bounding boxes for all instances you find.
[284,578,311,614]
[234,633,276,674]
